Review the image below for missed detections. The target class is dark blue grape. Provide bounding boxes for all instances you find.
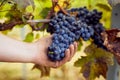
[60,53,65,58]
[58,13,63,18]
[54,54,61,61]
[86,33,91,38]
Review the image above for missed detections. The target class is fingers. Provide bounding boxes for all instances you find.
[50,42,78,68]
[68,44,74,61]
[67,42,78,61]
[46,49,70,68]
[64,49,71,62]
[74,42,78,53]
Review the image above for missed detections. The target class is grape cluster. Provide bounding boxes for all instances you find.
[47,7,106,61]
[47,13,76,61]
[68,7,102,25]
[69,7,106,49]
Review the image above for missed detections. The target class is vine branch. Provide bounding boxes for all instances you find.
[0,20,23,31]
[35,0,69,31]
[0,0,69,31]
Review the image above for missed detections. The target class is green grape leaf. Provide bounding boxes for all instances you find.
[74,56,91,67]
[24,32,34,42]
[40,7,51,18]
[12,0,35,12]
[35,33,40,40]
[32,64,50,77]
[77,40,83,51]
[74,44,113,80]
[96,3,112,11]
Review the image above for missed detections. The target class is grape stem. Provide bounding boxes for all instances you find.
[56,4,69,15]
[27,19,50,23]
[0,18,51,31]
[0,0,69,31]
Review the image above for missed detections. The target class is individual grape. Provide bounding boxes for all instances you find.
[60,52,65,58]
[47,54,54,61]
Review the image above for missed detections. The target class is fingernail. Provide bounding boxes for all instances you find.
[74,42,76,44]
[54,62,58,68]
[66,49,69,52]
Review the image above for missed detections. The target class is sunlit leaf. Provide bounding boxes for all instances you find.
[96,3,111,11]
[0,0,16,11]
[35,33,40,39]
[24,32,34,42]
[77,40,83,51]
[1,30,10,35]
[33,0,52,19]
[12,0,35,12]
[58,0,73,9]
[54,0,73,12]
[74,57,91,67]
[40,8,51,18]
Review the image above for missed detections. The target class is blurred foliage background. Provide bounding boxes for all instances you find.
[0,0,111,80]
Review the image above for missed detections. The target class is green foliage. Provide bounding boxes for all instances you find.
[33,0,52,19]
[96,3,111,11]
[24,32,34,42]
[77,40,83,51]
[12,0,35,12]
[74,44,113,80]
[0,0,15,20]
[40,7,51,18]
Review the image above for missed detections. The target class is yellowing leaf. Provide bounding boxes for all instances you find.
[58,0,72,9]
[54,0,72,12]
[96,3,112,11]
[102,29,120,64]
[74,44,113,80]
[32,64,50,77]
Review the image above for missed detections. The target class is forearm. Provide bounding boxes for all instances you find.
[0,34,37,63]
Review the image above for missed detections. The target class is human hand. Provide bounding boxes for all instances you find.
[33,35,78,68]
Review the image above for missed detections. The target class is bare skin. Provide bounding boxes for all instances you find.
[0,34,78,68]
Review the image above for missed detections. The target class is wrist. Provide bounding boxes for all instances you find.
[30,41,43,64]
[15,42,38,63]
[28,43,39,63]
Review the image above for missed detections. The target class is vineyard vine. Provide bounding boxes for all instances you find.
[0,0,120,80]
